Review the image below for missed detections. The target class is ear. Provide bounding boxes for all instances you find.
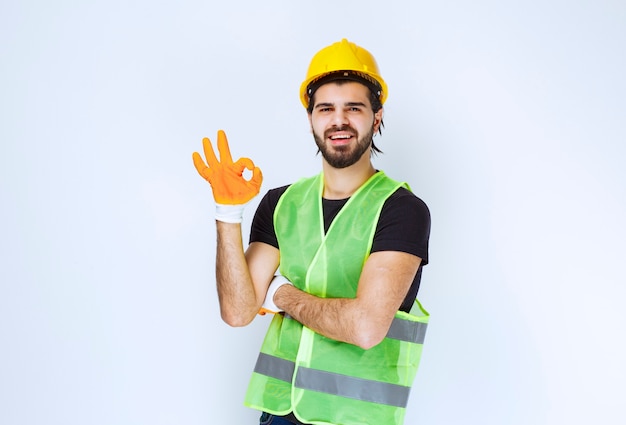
[373,108,384,133]
[308,113,313,133]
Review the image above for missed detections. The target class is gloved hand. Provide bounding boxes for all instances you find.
[192,130,263,223]
[259,274,293,315]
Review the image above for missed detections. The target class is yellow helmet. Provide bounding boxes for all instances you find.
[299,38,388,109]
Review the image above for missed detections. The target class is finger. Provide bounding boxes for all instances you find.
[235,157,255,174]
[249,166,263,189]
[192,152,213,180]
[216,130,234,165]
[234,158,263,186]
[202,137,220,169]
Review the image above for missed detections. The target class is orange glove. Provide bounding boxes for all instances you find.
[192,130,263,205]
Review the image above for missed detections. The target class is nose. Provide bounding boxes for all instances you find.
[331,109,349,127]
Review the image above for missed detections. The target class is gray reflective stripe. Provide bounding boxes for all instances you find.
[386,318,428,344]
[254,353,412,407]
[254,353,294,383]
[295,367,411,408]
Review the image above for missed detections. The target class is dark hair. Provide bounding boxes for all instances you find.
[306,73,385,154]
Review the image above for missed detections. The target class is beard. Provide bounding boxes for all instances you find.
[313,124,375,169]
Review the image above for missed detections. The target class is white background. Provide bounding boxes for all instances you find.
[1,1,625,424]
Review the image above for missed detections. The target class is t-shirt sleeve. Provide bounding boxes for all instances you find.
[371,187,431,265]
[249,185,289,248]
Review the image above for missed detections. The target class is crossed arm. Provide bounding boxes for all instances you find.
[216,221,422,350]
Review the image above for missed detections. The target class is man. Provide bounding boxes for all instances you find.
[193,38,431,425]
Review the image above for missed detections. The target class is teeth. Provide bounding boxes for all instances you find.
[330,135,351,140]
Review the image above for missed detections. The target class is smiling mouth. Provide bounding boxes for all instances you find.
[327,132,355,145]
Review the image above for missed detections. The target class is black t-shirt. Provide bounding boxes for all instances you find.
[249,185,430,312]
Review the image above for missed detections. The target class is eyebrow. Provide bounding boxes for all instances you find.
[314,101,368,109]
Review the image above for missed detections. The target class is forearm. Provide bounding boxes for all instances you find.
[215,221,259,326]
[274,285,386,349]
[272,252,420,349]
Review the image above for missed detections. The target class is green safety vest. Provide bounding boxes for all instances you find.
[244,171,429,425]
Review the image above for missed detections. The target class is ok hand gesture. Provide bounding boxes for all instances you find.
[192,130,263,205]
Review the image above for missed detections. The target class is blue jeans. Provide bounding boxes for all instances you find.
[259,412,301,425]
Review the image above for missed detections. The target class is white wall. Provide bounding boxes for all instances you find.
[1,1,624,424]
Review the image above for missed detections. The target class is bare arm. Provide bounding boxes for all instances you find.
[273,251,421,349]
[216,221,279,326]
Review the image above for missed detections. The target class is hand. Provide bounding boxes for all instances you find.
[192,130,263,205]
[259,274,293,315]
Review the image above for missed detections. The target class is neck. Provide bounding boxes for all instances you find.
[321,156,376,200]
